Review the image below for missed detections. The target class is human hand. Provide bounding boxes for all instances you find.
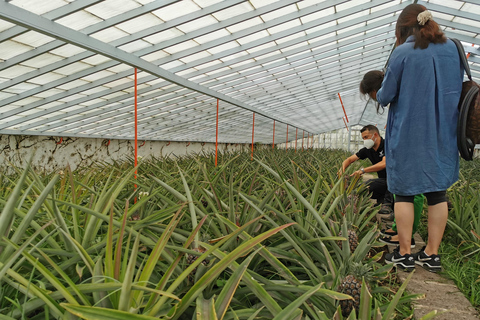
[350,169,363,177]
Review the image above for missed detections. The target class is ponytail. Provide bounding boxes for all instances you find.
[396,4,446,49]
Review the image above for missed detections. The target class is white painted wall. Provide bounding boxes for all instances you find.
[0,135,247,173]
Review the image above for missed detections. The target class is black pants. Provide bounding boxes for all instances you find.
[365,178,393,205]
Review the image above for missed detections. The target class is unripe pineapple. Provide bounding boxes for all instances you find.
[337,229,359,253]
[338,274,361,317]
[341,193,359,215]
[187,247,209,281]
[337,263,373,317]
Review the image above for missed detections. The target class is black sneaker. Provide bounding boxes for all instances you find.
[379,236,415,248]
[385,247,415,272]
[412,246,442,273]
[378,204,393,215]
[380,228,397,237]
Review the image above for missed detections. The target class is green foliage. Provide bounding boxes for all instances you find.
[0,149,425,319]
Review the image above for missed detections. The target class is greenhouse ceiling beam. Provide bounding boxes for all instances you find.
[419,2,480,23]
[0,0,238,90]
[0,0,363,112]
[10,18,396,132]
[0,0,297,96]
[26,82,207,133]
[0,0,180,72]
[6,5,397,114]
[211,42,391,94]
[0,3,302,132]
[203,27,395,92]
[167,0,403,76]
[105,0,246,49]
[241,69,383,110]
[0,0,103,42]
[221,49,390,100]
[0,72,160,130]
[132,0,302,57]
[58,65,368,137]
[436,18,480,36]
[104,112,290,142]
[241,62,383,104]
[357,3,480,127]
[151,0,355,67]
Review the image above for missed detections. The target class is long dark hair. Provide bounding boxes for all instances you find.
[395,4,446,48]
[360,70,384,113]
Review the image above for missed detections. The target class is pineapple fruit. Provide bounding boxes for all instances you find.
[337,229,359,253]
[337,262,373,317]
[338,274,361,317]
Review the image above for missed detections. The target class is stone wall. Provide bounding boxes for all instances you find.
[0,135,247,173]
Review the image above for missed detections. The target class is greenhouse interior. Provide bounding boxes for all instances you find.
[0,0,479,319]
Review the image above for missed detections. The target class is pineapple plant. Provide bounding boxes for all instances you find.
[337,262,373,317]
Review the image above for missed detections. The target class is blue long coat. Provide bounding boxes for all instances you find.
[377,36,463,196]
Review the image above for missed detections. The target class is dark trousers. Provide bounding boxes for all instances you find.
[365,178,393,205]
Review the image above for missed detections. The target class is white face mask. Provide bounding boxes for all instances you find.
[363,134,376,149]
[364,139,375,149]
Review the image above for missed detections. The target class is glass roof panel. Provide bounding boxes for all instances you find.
[12,31,55,48]
[86,0,141,20]
[260,4,298,21]
[28,73,65,85]
[194,29,231,45]
[226,17,263,33]
[116,14,163,34]
[22,53,64,69]
[4,83,38,94]
[0,41,33,60]
[212,2,254,21]
[50,44,86,58]
[0,20,15,32]
[152,1,200,22]
[9,0,66,15]
[119,40,151,53]
[0,65,36,78]
[56,11,103,31]
[90,27,130,43]
[177,15,218,34]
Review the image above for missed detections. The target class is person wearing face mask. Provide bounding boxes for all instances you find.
[340,125,393,214]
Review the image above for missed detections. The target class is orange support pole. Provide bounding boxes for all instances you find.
[134,68,138,203]
[338,93,349,123]
[251,113,255,160]
[272,120,275,149]
[310,133,314,149]
[215,99,219,167]
[306,133,309,149]
[286,124,289,151]
[342,117,349,131]
[466,43,474,59]
[295,128,298,152]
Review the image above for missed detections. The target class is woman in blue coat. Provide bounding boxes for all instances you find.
[364,4,463,272]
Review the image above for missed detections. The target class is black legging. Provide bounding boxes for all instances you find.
[365,178,393,205]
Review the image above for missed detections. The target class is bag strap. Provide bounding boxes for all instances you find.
[450,38,472,81]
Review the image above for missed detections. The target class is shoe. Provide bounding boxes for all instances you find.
[385,247,415,272]
[380,228,397,237]
[412,246,442,273]
[378,204,393,215]
[379,236,415,248]
[380,212,395,222]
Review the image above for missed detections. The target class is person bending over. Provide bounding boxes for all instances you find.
[340,125,393,214]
